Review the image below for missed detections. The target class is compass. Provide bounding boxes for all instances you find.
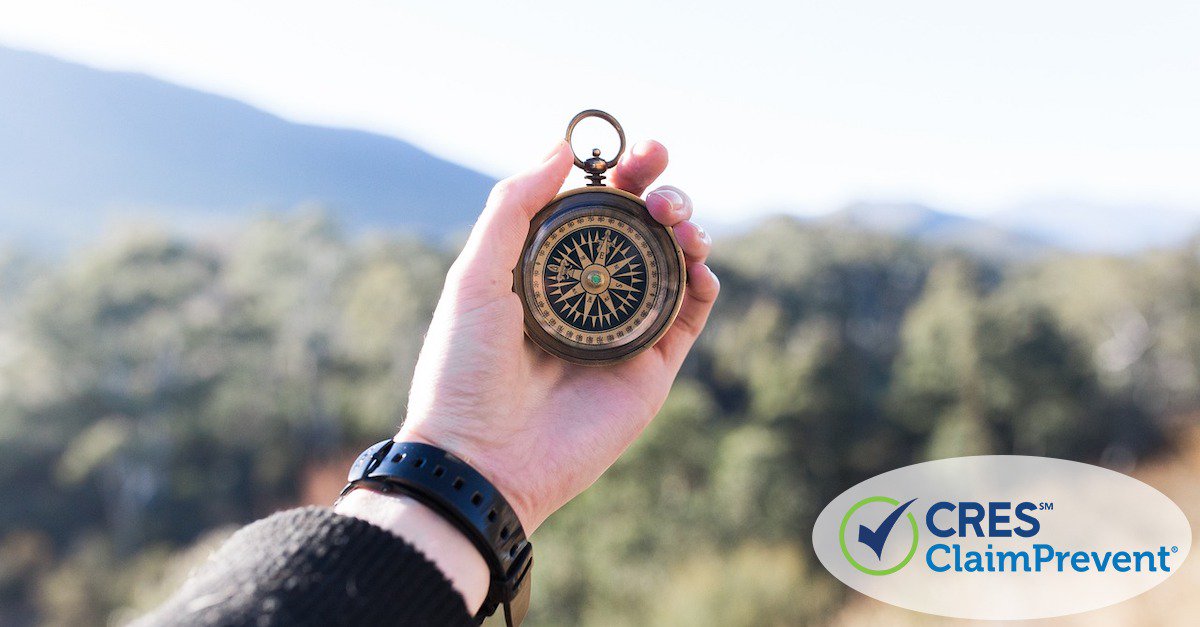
[515,110,686,365]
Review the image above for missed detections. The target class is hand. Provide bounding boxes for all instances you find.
[398,139,719,532]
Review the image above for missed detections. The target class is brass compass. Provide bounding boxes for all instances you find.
[515,110,686,365]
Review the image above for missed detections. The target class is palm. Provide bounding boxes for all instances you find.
[400,140,717,531]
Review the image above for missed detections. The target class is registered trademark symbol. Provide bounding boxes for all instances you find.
[1172,546,1179,553]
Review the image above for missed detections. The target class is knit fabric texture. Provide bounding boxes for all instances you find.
[134,507,474,626]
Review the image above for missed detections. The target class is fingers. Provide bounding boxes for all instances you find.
[450,141,574,298]
[654,211,717,368]
[656,262,721,368]
[611,140,668,196]
[671,220,712,265]
[645,186,693,226]
[650,185,708,268]
[618,145,714,363]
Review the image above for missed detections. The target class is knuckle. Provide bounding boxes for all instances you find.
[487,179,517,205]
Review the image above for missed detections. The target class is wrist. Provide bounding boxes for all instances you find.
[395,428,542,532]
[334,487,489,613]
[341,438,535,625]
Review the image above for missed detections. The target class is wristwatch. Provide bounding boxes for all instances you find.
[340,440,533,626]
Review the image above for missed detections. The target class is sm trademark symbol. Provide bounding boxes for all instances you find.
[1039,502,1054,510]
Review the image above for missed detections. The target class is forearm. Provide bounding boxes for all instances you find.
[135,506,477,626]
[334,487,490,613]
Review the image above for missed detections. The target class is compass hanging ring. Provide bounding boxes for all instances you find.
[513,110,686,366]
[565,109,626,186]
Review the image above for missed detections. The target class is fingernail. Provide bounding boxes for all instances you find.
[696,224,710,243]
[649,189,684,211]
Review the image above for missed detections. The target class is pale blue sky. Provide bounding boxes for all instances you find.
[1,0,1197,220]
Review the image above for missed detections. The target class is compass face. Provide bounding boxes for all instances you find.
[518,189,685,365]
[535,217,654,342]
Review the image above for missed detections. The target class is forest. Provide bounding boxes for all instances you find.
[1,211,1197,625]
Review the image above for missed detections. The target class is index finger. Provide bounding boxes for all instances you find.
[610,140,668,197]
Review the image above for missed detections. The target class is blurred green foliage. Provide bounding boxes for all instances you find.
[0,213,1195,625]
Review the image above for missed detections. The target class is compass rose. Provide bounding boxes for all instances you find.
[543,225,647,333]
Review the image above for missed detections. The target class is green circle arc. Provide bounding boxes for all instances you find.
[838,496,919,576]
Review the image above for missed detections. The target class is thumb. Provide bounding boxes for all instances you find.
[450,140,574,298]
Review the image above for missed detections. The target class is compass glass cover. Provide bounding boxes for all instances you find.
[522,199,679,359]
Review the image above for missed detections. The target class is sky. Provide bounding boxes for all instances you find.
[1,0,1198,221]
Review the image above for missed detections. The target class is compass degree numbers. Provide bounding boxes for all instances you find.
[529,214,660,347]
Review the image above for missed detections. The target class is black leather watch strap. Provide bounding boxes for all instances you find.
[341,440,533,626]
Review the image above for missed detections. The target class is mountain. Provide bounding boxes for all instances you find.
[990,199,1200,254]
[0,46,495,245]
[818,200,1200,258]
[818,202,1051,260]
[3,47,1196,256]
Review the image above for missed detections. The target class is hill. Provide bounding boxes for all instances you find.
[3,46,1197,256]
[819,202,1050,260]
[0,46,495,245]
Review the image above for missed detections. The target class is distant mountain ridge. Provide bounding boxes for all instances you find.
[2,46,1197,256]
[991,199,1200,255]
[817,200,1200,258]
[819,202,1050,260]
[0,46,495,245]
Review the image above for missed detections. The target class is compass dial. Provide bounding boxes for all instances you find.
[517,189,685,365]
[533,215,656,344]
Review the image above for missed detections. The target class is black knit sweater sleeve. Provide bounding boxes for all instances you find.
[134,507,475,627]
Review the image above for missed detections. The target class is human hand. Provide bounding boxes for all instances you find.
[398,139,719,532]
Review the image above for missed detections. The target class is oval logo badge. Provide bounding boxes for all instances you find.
[812,456,1191,619]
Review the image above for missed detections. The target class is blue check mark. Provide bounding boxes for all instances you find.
[858,498,917,560]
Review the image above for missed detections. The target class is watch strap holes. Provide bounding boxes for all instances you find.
[343,440,532,627]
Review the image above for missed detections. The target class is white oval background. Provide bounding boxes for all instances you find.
[812,456,1192,620]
